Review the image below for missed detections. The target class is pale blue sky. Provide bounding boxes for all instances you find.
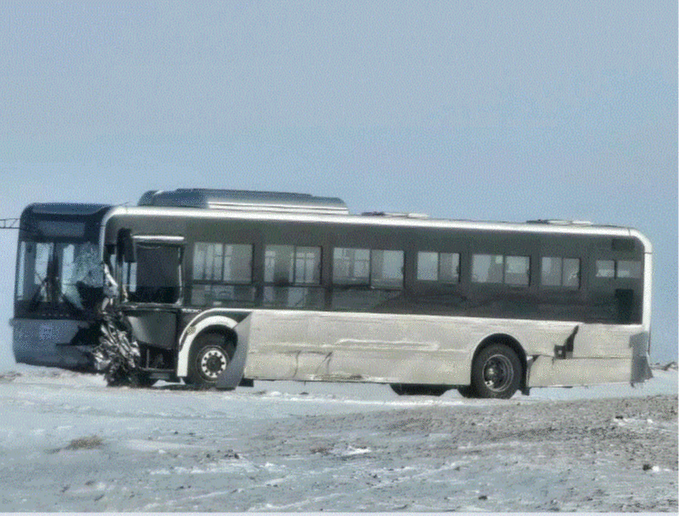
[0,1,677,361]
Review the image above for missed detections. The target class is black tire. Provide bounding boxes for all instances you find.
[470,344,522,399]
[187,332,235,389]
[390,384,449,397]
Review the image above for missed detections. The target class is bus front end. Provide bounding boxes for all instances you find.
[12,203,111,370]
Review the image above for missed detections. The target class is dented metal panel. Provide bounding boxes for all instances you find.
[527,357,633,387]
[242,311,469,385]
[230,310,649,387]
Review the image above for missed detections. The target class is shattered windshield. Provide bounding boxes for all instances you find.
[16,240,103,311]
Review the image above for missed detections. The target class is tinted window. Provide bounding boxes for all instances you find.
[541,257,562,286]
[505,256,530,286]
[333,248,370,285]
[371,250,404,289]
[264,245,294,284]
[193,243,252,284]
[596,260,615,278]
[416,252,438,281]
[617,260,641,279]
[563,258,580,288]
[541,257,580,288]
[265,245,321,285]
[294,247,322,284]
[417,251,460,283]
[472,254,504,284]
[440,253,460,283]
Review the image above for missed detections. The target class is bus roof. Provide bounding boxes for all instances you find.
[24,203,111,217]
[138,189,349,215]
[103,202,651,251]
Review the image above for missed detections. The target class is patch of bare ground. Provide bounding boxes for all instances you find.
[64,435,104,451]
[257,395,677,512]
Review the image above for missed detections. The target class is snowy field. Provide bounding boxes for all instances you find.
[0,359,676,513]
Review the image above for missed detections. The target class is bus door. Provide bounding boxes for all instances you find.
[117,233,185,360]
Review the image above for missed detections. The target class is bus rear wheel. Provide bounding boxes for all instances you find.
[470,344,521,399]
[187,332,235,389]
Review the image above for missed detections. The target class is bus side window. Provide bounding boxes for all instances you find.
[333,248,370,285]
[371,250,404,289]
[263,245,323,309]
[264,245,294,285]
[541,257,562,286]
[191,243,254,307]
[417,252,460,283]
[294,247,321,284]
[541,257,580,288]
[505,256,530,286]
[616,260,641,279]
[596,260,615,278]
[440,253,460,283]
[264,245,321,285]
[472,254,503,284]
[331,248,403,311]
[417,252,438,281]
[563,259,580,287]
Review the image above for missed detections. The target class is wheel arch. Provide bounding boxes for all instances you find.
[177,313,242,378]
[470,333,528,390]
[196,325,238,348]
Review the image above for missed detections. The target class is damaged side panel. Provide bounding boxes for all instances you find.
[527,326,651,387]
[528,356,634,387]
[97,300,652,391]
[238,311,650,388]
[242,311,472,385]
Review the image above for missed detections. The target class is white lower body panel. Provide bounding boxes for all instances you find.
[237,310,649,387]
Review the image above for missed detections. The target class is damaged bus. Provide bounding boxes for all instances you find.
[98,188,653,398]
[12,203,111,369]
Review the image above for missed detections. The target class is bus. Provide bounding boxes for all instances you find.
[11,203,112,370]
[98,188,653,398]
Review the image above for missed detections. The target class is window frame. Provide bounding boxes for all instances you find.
[333,247,405,290]
[192,242,254,285]
[540,256,581,289]
[416,251,460,284]
[615,260,642,280]
[264,244,322,286]
[471,253,531,287]
[190,242,255,307]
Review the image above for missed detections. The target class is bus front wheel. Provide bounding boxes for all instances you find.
[187,332,235,389]
[470,344,522,399]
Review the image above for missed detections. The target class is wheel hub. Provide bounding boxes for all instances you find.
[201,349,227,379]
[483,355,512,392]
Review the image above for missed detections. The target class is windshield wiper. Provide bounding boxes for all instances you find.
[27,271,49,312]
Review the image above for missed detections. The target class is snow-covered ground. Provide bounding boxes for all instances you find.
[0,361,676,512]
